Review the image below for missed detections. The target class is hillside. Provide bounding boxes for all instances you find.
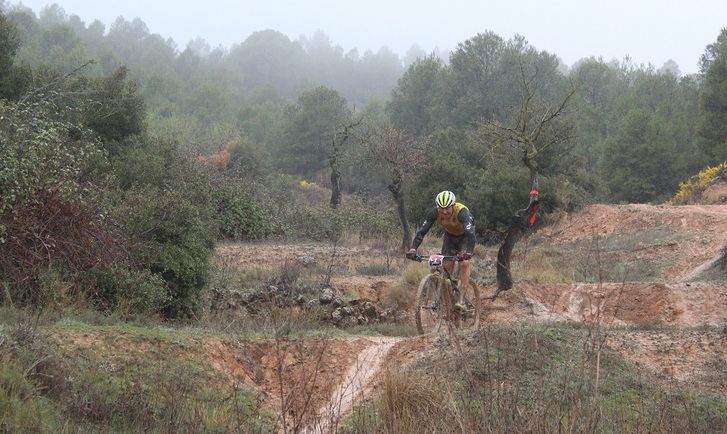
[5,201,726,432]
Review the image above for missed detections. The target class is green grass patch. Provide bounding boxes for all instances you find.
[1,315,274,432]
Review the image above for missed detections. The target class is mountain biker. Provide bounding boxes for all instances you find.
[406,190,476,311]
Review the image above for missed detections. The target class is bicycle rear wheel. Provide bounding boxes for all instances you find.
[415,274,443,335]
[453,282,481,330]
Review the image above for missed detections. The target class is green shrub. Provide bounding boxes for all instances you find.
[0,99,108,217]
[87,266,169,315]
[282,202,398,241]
[212,181,279,240]
[110,139,218,318]
[114,185,215,318]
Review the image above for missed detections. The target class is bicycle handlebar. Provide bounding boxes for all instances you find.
[411,254,462,262]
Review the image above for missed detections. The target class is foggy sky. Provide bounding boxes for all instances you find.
[12,0,727,74]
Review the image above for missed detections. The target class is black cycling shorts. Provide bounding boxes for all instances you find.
[442,232,467,256]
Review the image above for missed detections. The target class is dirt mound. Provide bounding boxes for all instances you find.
[517,282,727,326]
[701,179,727,204]
[202,336,383,428]
[533,203,727,281]
[607,329,727,394]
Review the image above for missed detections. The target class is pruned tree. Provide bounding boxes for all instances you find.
[482,62,576,293]
[365,125,428,250]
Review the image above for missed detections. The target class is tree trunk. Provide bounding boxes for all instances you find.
[388,176,411,251]
[330,161,341,208]
[329,135,341,209]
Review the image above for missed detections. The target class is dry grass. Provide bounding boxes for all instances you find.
[401,262,429,287]
[382,282,415,311]
[519,248,574,284]
[343,324,727,434]
[345,369,462,433]
[472,243,488,257]
[0,315,272,433]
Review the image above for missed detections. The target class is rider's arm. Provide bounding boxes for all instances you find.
[411,208,438,250]
[458,208,476,253]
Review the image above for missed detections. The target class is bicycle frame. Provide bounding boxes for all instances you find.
[413,254,479,334]
[415,254,460,280]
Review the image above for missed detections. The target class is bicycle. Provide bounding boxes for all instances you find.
[410,254,481,335]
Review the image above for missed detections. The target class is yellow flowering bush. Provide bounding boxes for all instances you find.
[672,162,727,204]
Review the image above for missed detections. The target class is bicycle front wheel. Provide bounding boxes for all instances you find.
[415,274,443,335]
[454,282,481,330]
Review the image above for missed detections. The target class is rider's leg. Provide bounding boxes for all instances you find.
[459,259,472,294]
[442,233,456,277]
[443,233,466,308]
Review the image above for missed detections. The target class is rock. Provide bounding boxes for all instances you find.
[356,315,368,325]
[362,301,377,317]
[332,296,345,307]
[319,288,335,304]
[298,255,317,267]
[342,306,354,316]
[307,299,320,309]
[331,308,343,323]
[241,290,262,304]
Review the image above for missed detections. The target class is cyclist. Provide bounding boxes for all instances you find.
[406,190,476,311]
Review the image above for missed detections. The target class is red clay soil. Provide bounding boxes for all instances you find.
[515,281,727,326]
[200,336,375,428]
[536,204,727,281]
[701,180,727,205]
[607,329,727,394]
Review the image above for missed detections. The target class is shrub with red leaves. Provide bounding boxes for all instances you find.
[0,190,126,305]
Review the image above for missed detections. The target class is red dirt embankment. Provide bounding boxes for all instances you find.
[536,203,727,281]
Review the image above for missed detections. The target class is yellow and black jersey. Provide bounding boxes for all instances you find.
[411,202,476,253]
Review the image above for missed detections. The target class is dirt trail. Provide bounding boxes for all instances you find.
[304,337,402,434]
[208,202,727,415]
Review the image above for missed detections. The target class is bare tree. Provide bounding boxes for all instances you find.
[328,117,362,209]
[484,62,576,184]
[483,63,576,293]
[365,126,428,251]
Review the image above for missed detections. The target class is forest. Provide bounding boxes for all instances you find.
[1,2,726,318]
